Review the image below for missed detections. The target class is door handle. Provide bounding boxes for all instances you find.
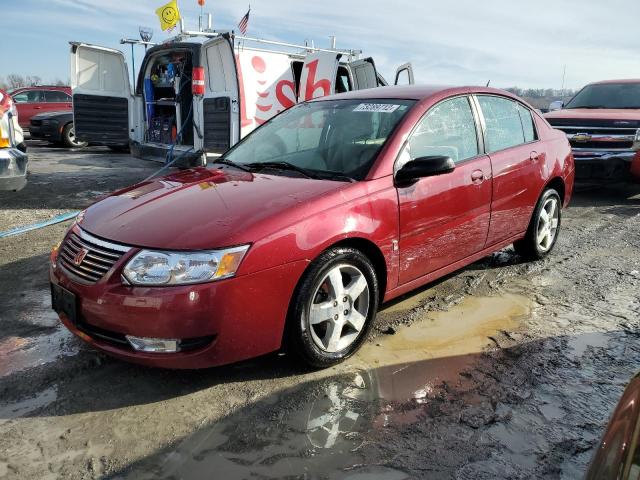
[530,151,540,161]
[34,106,42,109]
[471,170,485,183]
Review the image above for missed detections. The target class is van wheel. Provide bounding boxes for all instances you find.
[288,247,379,369]
[62,123,87,148]
[514,188,562,260]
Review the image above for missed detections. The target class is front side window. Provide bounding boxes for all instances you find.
[44,90,71,102]
[12,90,43,103]
[404,96,479,164]
[477,96,526,152]
[223,99,416,180]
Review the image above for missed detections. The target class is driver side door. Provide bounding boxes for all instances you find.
[396,95,492,285]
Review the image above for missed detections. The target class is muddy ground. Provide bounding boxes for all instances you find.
[0,141,639,479]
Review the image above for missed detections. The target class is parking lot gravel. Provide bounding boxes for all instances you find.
[0,141,638,479]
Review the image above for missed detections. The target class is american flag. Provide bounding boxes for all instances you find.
[238,7,250,35]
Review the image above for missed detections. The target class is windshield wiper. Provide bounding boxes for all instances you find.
[245,161,320,179]
[211,158,254,173]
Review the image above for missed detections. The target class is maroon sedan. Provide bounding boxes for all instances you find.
[50,85,575,369]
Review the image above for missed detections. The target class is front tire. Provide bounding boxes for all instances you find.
[514,188,562,260]
[288,247,379,369]
[62,123,87,148]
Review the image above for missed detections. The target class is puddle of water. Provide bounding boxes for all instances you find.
[356,293,530,367]
[567,332,611,358]
[0,327,80,378]
[122,293,530,479]
[0,385,58,421]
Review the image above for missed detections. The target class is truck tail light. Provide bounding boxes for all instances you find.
[192,67,205,96]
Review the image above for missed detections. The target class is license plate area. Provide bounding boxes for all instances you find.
[51,283,78,324]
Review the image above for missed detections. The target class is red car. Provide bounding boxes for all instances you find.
[50,85,575,369]
[10,86,72,129]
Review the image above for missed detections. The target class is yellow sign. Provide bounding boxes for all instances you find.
[155,0,181,31]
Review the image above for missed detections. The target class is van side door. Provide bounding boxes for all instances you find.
[299,52,341,101]
[349,58,378,91]
[396,95,492,284]
[473,95,543,246]
[70,43,131,146]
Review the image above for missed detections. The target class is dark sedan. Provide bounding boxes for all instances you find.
[30,111,86,148]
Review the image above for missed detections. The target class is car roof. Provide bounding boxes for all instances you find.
[590,79,640,85]
[314,84,524,102]
[12,86,70,91]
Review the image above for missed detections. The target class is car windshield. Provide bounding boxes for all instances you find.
[221,99,416,180]
[565,83,640,109]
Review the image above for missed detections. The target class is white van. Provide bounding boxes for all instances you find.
[70,30,414,165]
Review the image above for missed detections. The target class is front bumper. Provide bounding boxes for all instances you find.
[571,149,640,181]
[50,238,308,369]
[29,121,61,141]
[0,147,28,191]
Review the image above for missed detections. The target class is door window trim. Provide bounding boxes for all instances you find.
[471,94,540,155]
[393,94,486,175]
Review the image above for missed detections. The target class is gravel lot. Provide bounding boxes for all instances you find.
[0,141,638,479]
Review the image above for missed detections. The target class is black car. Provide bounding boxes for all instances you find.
[29,111,87,148]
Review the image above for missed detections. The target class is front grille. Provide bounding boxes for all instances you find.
[549,124,637,151]
[30,119,43,127]
[58,229,130,284]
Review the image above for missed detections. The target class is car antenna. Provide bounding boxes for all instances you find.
[486,80,491,87]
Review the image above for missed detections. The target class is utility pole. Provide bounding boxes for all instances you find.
[561,64,566,95]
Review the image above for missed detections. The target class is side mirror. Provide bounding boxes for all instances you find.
[549,100,564,111]
[395,155,455,184]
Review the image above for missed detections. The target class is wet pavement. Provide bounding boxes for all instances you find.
[0,143,639,479]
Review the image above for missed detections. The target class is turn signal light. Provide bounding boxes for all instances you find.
[192,66,205,96]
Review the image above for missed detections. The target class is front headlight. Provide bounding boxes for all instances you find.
[633,128,640,151]
[122,245,250,286]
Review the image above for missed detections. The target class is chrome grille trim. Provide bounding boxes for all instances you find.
[58,228,130,284]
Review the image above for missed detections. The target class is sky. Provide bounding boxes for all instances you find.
[3,0,639,90]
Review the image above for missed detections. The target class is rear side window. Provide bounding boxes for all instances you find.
[44,90,71,102]
[406,96,479,163]
[477,95,525,152]
[516,103,537,143]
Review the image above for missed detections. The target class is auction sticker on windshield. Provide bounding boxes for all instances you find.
[353,103,401,113]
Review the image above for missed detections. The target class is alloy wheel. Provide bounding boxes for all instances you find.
[537,197,559,252]
[308,264,370,353]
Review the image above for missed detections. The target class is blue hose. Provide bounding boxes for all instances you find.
[0,211,79,239]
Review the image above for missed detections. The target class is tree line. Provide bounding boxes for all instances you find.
[0,74,68,90]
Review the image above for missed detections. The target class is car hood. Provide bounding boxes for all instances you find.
[79,167,348,250]
[31,111,72,120]
[545,108,640,123]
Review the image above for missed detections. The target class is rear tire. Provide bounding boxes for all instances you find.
[62,123,87,148]
[514,188,562,260]
[287,247,379,369]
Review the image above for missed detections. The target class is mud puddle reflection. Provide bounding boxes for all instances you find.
[0,327,79,378]
[119,294,529,479]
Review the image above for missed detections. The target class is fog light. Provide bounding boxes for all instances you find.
[125,336,180,353]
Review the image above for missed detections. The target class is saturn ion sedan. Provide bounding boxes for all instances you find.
[50,85,574,369]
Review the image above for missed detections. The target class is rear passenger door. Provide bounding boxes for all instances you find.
[11,89,44,127]
[396,95,492,284]
[474,95,543,246]
[43,90,72,114]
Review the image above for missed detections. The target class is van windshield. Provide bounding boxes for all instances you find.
[221,99,416,181]
[565,83,640,109]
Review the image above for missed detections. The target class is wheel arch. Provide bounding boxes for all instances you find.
[281,236,388,350]
[544,176,566,204]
